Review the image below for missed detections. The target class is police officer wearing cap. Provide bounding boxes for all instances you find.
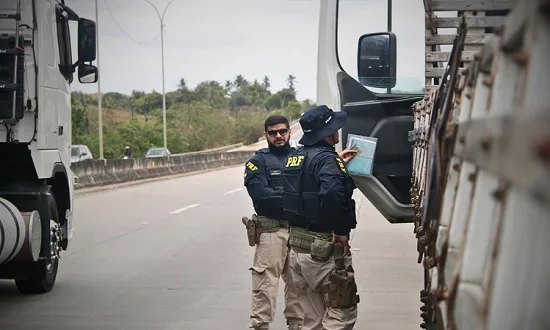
[243,114,304,330]
[282,105,360,330]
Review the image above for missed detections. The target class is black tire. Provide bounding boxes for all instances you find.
[15,195,60,295]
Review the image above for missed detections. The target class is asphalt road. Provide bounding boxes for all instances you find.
[0,165,422,330]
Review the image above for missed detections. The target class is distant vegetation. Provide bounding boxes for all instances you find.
[72,74,315,159]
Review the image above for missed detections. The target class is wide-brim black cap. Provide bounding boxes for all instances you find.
[298,111,347,145]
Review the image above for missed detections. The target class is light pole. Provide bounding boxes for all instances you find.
[95,0,104,159]
[387,0,392,94]
[143,0,177,150]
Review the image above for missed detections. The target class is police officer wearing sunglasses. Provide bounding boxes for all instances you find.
[283,105,360,329]
[243,115,304,330]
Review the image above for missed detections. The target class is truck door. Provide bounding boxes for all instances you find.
[317,0,425,223]
[55,5,74,157]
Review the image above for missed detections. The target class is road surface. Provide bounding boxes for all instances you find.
[0,165,422,329]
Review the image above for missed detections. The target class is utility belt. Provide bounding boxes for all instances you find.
[288,226,333,260]
[288,225,360,309]
[241,214,288,246]
[258,216,289,232]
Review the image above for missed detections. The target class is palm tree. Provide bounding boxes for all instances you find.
[234,74,246,90]
[224,80,233,95]
[177,78,188,91]
[286,74,296,91]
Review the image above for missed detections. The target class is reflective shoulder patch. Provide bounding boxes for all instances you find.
[335,157,347,173]
[246,161,259,171]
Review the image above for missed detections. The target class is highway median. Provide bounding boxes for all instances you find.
[71,144,255,190]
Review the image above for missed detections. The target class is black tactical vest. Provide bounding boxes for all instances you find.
[256,148,284,191]
[282,146,357,232]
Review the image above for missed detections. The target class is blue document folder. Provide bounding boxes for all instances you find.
[345,134,378,177]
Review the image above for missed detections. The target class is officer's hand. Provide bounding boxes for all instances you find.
[332,234,350,256]
[338,149,358,163]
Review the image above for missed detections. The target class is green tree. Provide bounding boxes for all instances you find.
[234,74,248,90]
[285,100,303,120]
[71,97,87,141]
[286,74,296,91]
[102,92,130,109]
[71,74,309,159]
[265,94,282,110]
[263,76,270,90]
[193,81,228,108]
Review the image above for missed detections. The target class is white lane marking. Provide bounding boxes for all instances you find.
[224,188,243,195]
[170,204,200,214]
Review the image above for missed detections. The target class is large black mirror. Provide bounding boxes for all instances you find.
[78,64,98,84]
[357,32,397,89]
[78,18,96,63]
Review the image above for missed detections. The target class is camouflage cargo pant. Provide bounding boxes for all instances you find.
[249,226,304,330]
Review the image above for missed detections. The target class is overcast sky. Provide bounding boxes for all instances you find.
[66,0,428,101]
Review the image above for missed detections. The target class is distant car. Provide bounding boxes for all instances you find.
[71,144,93,163]
[145,147,171,158]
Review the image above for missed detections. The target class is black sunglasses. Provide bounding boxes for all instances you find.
[266,128,289,137]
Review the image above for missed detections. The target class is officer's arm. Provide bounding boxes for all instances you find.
[243,156,281,211]
[314,155,350,236]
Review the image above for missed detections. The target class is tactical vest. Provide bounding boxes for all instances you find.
[256,148,284,191]
[282,146,357,232]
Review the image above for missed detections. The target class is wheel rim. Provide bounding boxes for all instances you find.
[46,219,61,274]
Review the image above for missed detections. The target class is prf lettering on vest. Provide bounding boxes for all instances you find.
[246,161,258,171]
[336,157,347,173]
[285,155,305,167]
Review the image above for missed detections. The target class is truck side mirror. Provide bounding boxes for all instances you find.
[78,18,96,63]
[78,64,98,84]
[357,32,397,89]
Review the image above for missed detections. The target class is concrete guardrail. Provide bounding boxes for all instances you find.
[70,121,302,190]
[170,143,244,156]
[71,149,255,190]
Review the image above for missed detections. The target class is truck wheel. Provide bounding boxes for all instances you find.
[15,195,60,294]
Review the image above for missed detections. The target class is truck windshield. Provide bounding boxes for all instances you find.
[337,0,425,95]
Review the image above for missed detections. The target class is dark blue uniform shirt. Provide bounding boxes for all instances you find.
[244,145,293,220]
[307,141,355,235]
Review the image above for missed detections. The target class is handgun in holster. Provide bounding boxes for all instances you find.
[325,242,361,308]
[242,214,260,246]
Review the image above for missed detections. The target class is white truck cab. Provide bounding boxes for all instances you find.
[0,0,98,294]
[317,0,425,223]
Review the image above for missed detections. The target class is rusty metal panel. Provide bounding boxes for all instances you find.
[426,16,507,28]
[423,0,514,87]
[429,0,518,11]
[426,51,477,63]
[485,189,550,330]
[413,0,550,328]
[426,67,468,78]
[426,34,492,46]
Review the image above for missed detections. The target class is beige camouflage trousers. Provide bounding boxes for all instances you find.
[249,227,304,330]
[288,249,358,330]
